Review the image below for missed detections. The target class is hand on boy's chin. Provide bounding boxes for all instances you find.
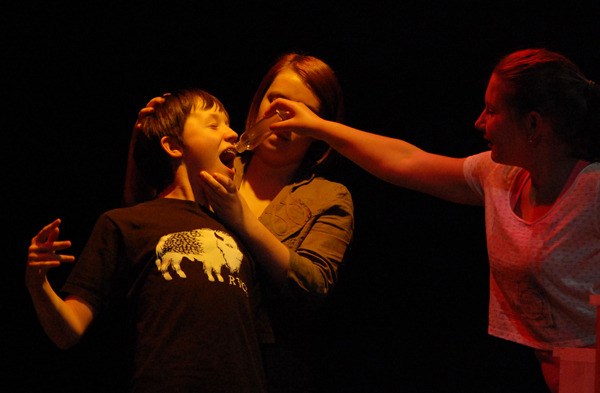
[221,167,235,180]
[209,165,235,181]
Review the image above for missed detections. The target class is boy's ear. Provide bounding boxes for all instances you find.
[160,136,183,158]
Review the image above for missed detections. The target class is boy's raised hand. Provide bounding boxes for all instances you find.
[26,219,75,289]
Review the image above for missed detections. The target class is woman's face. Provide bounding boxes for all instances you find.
[253,69,320,165]
[474,73,529,166]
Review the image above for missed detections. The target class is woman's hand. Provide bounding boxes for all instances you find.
[133,95,168,131]
[199,171,248,229]
[265,97,324,137]
[199,171,291,284]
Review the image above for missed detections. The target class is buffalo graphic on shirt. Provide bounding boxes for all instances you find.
[155,228,243,284]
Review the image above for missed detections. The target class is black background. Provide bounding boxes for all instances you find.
[4,1,600,392]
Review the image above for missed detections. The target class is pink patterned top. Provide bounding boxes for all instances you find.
[464,151,600,350]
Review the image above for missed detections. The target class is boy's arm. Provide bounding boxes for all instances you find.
[26,219,95,349]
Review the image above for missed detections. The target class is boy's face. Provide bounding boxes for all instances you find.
[181,106,238,180]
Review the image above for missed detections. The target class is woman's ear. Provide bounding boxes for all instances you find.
[525,110,540,129]
[160,136,183,158]
[525,111,543,144]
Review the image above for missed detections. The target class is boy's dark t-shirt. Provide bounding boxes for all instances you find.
[61,198,268,393]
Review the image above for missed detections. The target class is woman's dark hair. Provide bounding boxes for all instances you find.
[493,48,600,161]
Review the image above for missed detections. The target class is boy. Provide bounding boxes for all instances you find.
[26,89,269,392]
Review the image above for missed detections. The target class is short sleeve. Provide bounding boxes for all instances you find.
[463,151,492,200]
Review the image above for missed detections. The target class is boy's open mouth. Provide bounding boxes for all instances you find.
[219,148,237,168]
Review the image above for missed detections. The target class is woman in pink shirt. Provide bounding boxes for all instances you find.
[265,48,600,393]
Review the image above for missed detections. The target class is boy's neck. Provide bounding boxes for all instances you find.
[159,183,209,209]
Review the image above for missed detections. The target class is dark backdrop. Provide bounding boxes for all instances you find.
[4,1,600,392]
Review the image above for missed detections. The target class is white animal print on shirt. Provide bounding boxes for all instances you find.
[155,228,243,282]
